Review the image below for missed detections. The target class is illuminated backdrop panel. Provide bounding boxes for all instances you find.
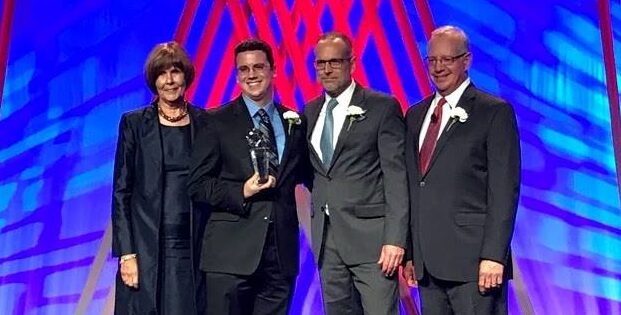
[0,0,620,314]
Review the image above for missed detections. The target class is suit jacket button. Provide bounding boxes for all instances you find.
[263,216,269,221]
[420,181,425,187]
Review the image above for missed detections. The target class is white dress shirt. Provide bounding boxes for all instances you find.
[419,78,471,151]
[311,80,357,159]
[311,81,356,216]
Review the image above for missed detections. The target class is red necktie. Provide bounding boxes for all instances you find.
[419,98,446,174]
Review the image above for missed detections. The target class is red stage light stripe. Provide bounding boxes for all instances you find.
[245,0,294,101]
[598,0,621,205]
[290,0,315,55]
[351,22,371,88]
[332,2,386,106]
[295,0,371,90]
[296,0,331,64]
[359,0,410,112]
[204,37,237,108]
[174,0,200,45]
[244,0,296,108]
[390,0,432,98]
[324,0,366,76]
[291,0,325,100]
[293,0,357,99]
[186,0,227,103]
[326,0,371,88]
[0,0,15,108]
[325,1,352,36]
[200,0,256,108]
[412,0,435,39]
[271,0,317,102]
[203,0,255,108]
[225,0,254,44]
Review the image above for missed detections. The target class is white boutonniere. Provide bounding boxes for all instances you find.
[345,105,366,131]
[283,110,302,135]
[446,106,468,131]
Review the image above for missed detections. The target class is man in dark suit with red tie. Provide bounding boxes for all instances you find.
[402,26,521,314]
[188,39,310,315]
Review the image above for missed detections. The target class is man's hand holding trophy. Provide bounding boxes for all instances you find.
[243,128,276,198]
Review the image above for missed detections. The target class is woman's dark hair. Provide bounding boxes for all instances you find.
[144,41,195,94]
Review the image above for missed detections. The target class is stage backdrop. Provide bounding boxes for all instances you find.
[1,0,620,314]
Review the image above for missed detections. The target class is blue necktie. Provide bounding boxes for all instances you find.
[256,109,279,176]
[320,99,339,169]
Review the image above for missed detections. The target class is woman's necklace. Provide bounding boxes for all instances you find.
[158,102,188,123]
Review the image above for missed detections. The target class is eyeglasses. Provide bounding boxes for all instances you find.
[425,52,469,66]
[313,57,352,70]
[236,63,270,76]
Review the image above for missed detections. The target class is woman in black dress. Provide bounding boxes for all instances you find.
[112,41,206,314]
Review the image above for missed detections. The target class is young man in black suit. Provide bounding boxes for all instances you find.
[304,32,409,315]
[402,25,521,314]
[188,39,310,315]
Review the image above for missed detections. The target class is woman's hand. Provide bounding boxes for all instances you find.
[120,255,139,289]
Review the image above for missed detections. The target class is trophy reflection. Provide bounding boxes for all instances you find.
[246,128,270,184]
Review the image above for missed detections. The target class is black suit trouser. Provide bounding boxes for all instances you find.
[418,270,507,315]
[205,223,295,315]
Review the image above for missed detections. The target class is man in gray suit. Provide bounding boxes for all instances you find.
[304,32,409,315]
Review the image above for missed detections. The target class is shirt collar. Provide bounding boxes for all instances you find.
[242,94,275,117]
[434,78,471,108]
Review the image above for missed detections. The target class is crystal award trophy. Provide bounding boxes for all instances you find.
[246,128,270,184]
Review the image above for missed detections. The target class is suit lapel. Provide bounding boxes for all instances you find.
[233,95,256,130]
[424,84,477,177]
[306,97,324,139]
[232,96,256,176]
[274,103,292,179]
[141,103,163,175]
[327,84,365,173]
[188,105,203,146]
[305,97,326,175]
